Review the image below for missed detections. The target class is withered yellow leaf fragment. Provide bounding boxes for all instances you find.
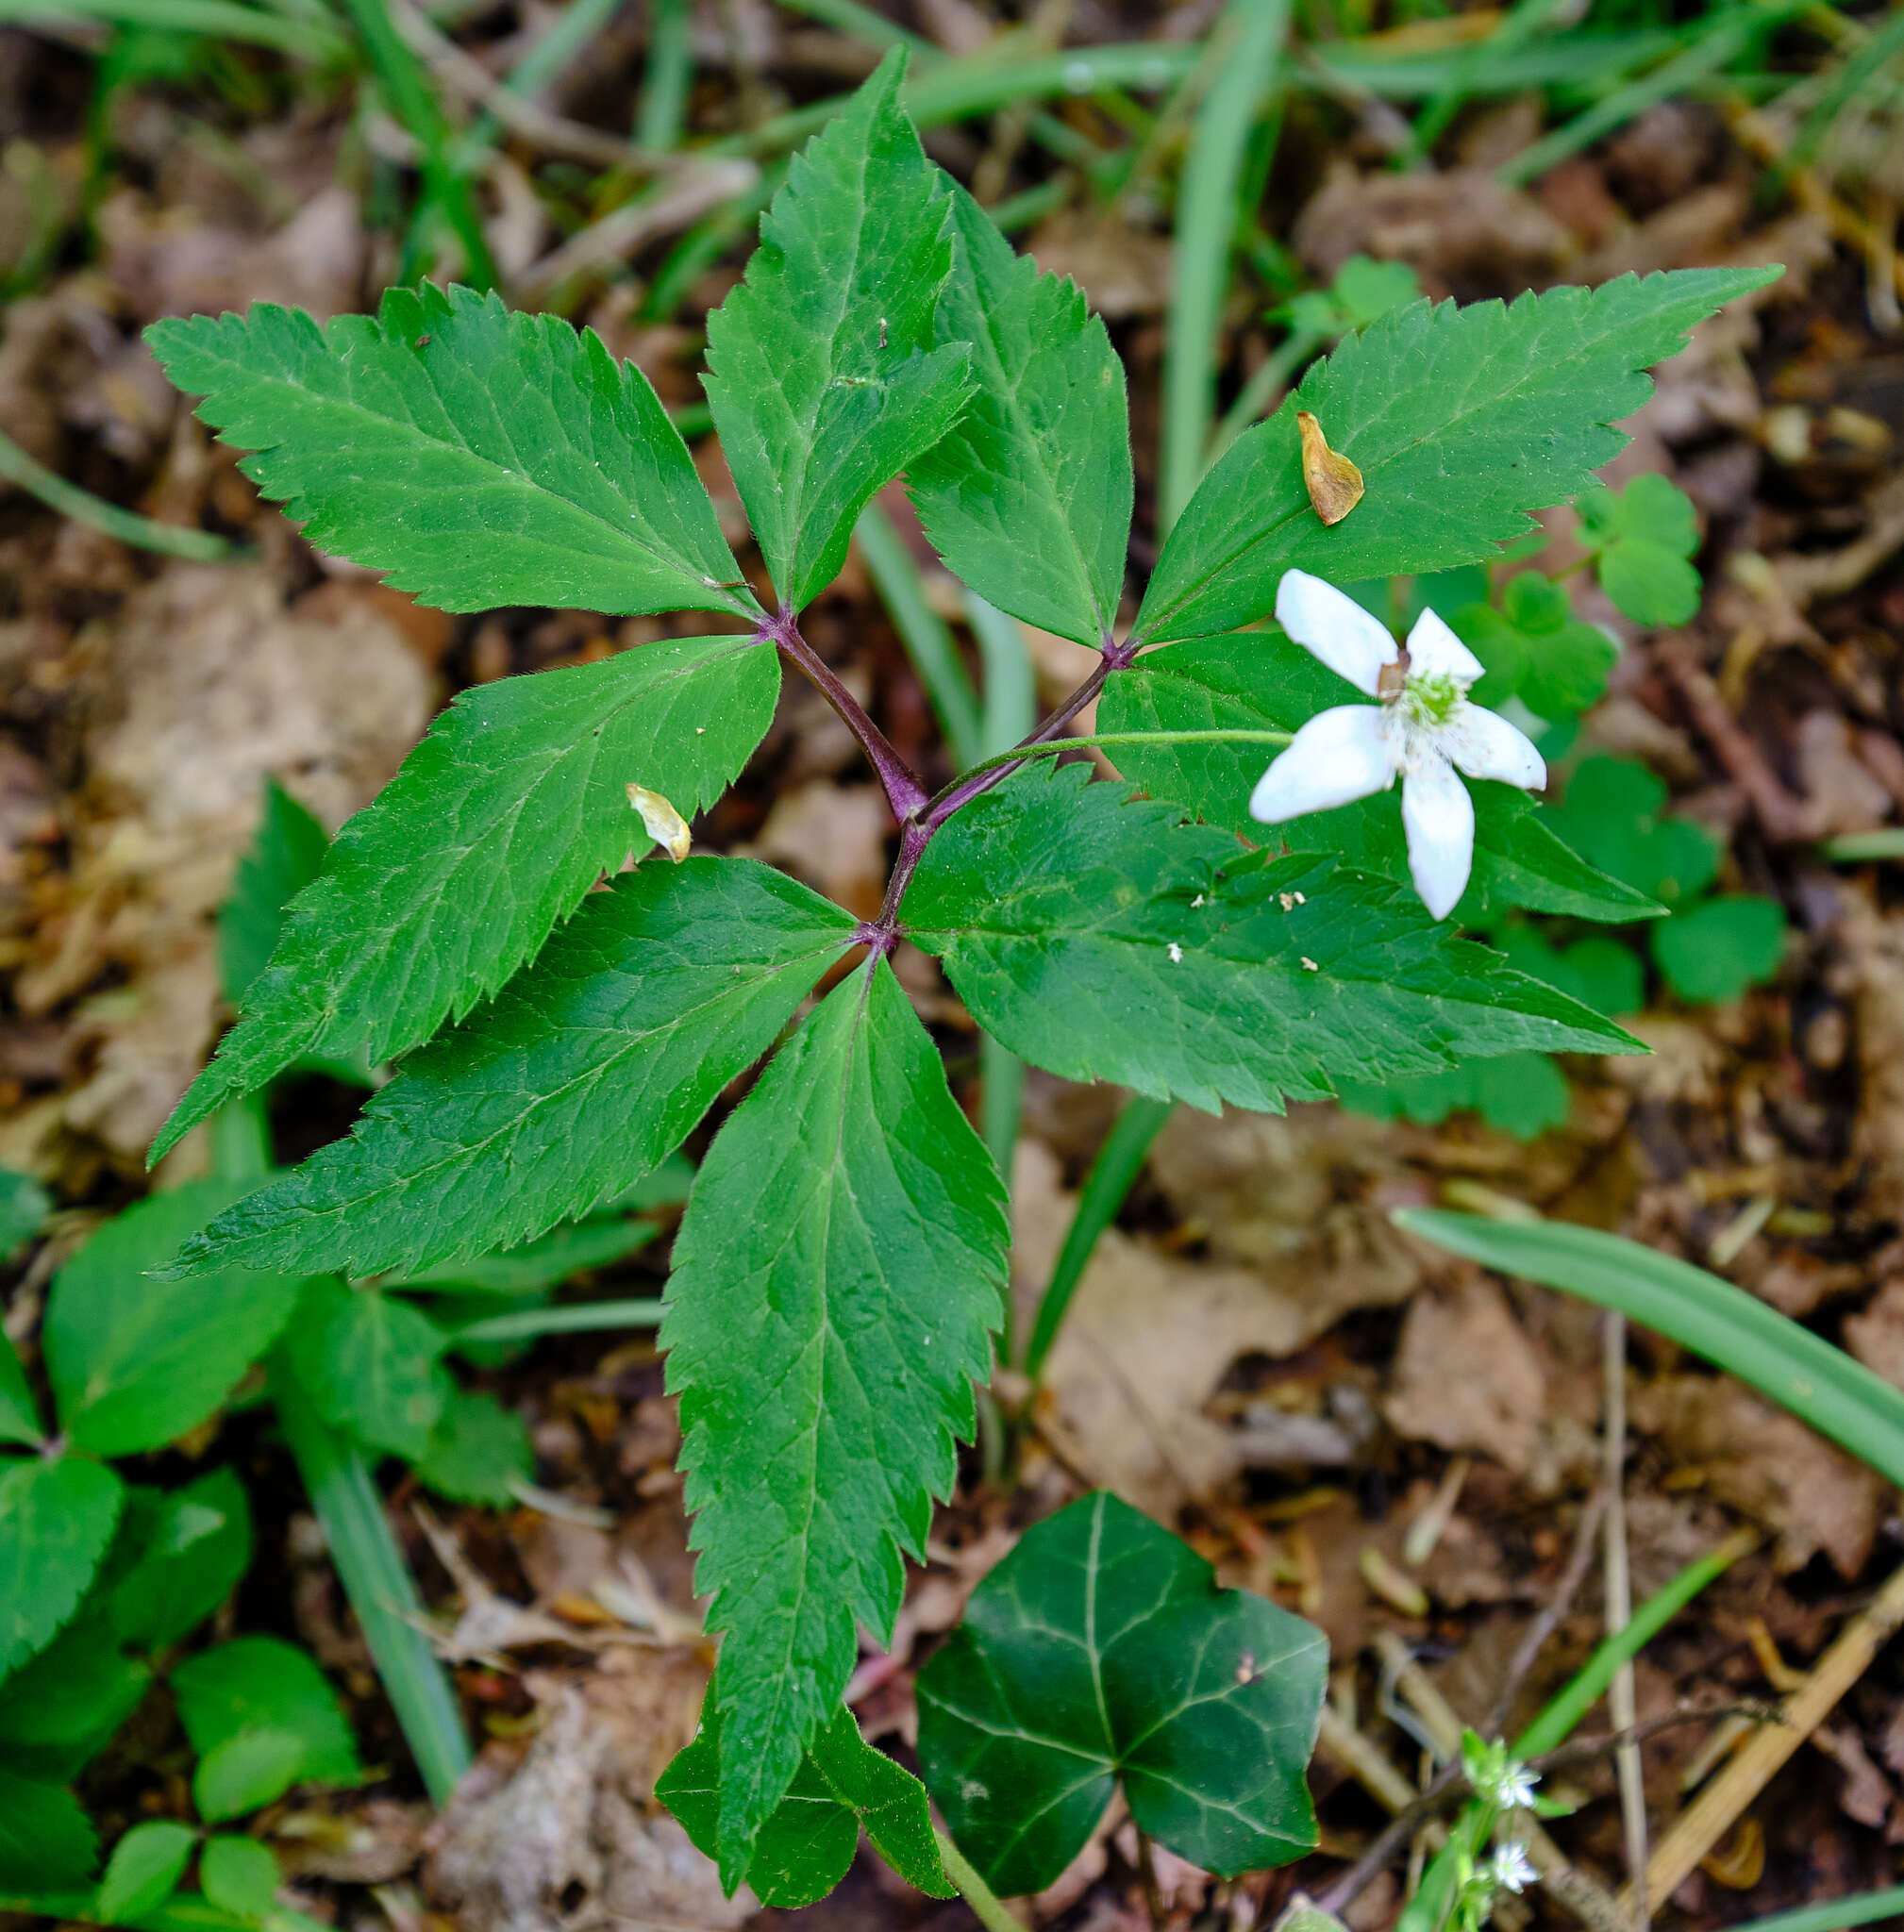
[1296,410,1364,526]
[627,784,692,862]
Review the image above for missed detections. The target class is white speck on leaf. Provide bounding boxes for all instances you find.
[1168,941,1183,963]
[1301,957,1319,973]
[1192,892,1206,908]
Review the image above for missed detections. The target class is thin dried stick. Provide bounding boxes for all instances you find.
[1604,1312,1649,1926]
[1483,1488,1610,1736]
[1630,1556,1904,1909]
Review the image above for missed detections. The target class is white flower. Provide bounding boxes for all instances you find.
[1489,1843,1538,1895]
[1247,570,1546,920]
[1494,1761,1540,1812]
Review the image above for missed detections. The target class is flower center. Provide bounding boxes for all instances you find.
[1399,669,1464,728]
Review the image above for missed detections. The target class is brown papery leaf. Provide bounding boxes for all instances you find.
[1297,410,1365,526]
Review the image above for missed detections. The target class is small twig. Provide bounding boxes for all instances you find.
[1483,1488,1609,1736]
[1313,1757,1464,1917]
[1631,1556,1904,1910]
[1604,1312,1649,1928]
[1656,636,1815,843]
[1530,1703,1780,1775]
[1136,1826,1168,1930]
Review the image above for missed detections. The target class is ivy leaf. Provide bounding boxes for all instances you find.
[662,960,1008,1882]
[917,1491,1327,1898]
[152,635,781,1164]
[1096,635,1658,924]
[660,1684,953,1907]
[1577,473,1702,626]
[705,50,973,612]
[42,1179,302,1457]
[166,861,853,1282]
[97,1820,197,1922]
[0,1767,96,1889]
[283,1283,448,1461]
[0,1455,123,1680]
[1134,268,1779,644]
[109,1466,253,1652]
[903,765,1639,1114]
[170,1635,360,1791]
[908,183,1131,646]
[1449,574,1617,719]
[1651,894,1786,1005]
[221,778,328,1008]
[413,1389,533,1506]
[147,283,753,622]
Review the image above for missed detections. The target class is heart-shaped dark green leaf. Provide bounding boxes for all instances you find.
[153,634,781,1163]
[917,1491,1328,1897]
[1096,634,1656,924]
[902,764,1641,1114]
[660,1685,952,1907]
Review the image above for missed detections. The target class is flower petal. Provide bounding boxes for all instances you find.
[1443,702,1546,790]
[1275,569,1398,696]
[1401,755,1475,920]
[1249,704,1396,824]
[1404,606,1484,685]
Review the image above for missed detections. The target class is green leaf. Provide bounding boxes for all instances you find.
[1449,574,1617,719]
[413,1389,532,1506]
[1541,756,1719,906]
[220,778,329,1008]
[283,1283,447,1461]
[146,283,753,623]
[166,860,854,1283]
[392,1215,660,1295]
[1651,893,1786,1005]
[151,635,781,1163]
[0,1613,151,1757]
[0,1455,123,1680]
[916,1491,1328,1898]
[198,1835,279,1918]
[1578,473,1702,626]
[660,1687,953,1907]
[194,1729,310,1824]
[0,1166,51,1257]
[97,1820,197,1922]
[0,1331,42,1449]
[1134,268,1779,644]
[704,50,973,611]
[0,1768,96,1889]
[662,959,1008,1882]
[43,1179,302,1457]
[1493,928,1644,1019]
[170,1636,360,1789]
[907,183,1130,646]
[1095,635,1659,924]
[1339,1050,1572,1141]
[109,1467,253,1653]
[903,764,1639,1114]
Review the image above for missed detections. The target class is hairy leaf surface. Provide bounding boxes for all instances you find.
[148,284,754,621]
[1098,635,1656,923]
[917,1492,1327,1897]
[153,636,781,1162]
[663,960,1008,1880]
[903,765,1639,1112]
[1134,268,1779,644]
[44,1179,303,1457]
[660,1686,952,1907]
[908,184,1130,645]
[705,51,972,610]
[167,861,855,1281]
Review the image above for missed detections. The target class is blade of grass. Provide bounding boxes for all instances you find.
[1724,1887,1904,1932]
[772,0,936,56]
[0,425,246,563]
[1495,0,1803,188]
[1399,0,1574,163]
[636,0,693,152]
[446,1297,665,1344]
[1783,2,1904,178]
[1394,1208,1904,1491]
[339,0,496,287]
[858,502,985,768]
[966,591,1036,761]
[0,0,345,57]
[1159,0,1291,536]
[273,1357,472,1805]
[1023,1094,1174,1381]
[1822,827,1904,862]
